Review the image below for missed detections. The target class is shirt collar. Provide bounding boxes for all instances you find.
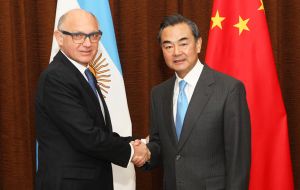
[175,59,203,87]
[61,50,88,76]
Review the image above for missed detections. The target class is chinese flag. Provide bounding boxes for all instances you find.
[206,0,294,189]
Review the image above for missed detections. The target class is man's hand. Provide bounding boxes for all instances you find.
[131,139,151,167]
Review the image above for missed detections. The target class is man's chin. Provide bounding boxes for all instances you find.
[78,58,93,65]
[173,65,187,72]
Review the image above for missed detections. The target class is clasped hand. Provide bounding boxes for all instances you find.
[131,139,151,167]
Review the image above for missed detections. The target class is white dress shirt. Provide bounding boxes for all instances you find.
[173,59,203,123]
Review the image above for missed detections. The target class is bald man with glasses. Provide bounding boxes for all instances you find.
[35,9,148,190]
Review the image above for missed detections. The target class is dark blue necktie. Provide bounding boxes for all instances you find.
[84,68,106,121]
[175,80,188,140]
[84,68,98,97]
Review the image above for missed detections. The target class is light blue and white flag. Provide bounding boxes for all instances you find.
[49,1,136,189]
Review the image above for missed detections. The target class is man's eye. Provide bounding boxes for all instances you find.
[91,33,99,39]
[73,33,85,39]
[179,43,188,46]
[164,46,173,49]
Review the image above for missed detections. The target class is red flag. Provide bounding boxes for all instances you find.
[206,0,294,189]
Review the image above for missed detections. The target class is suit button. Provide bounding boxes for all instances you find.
[176,155,181,160]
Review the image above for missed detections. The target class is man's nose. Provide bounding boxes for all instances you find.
[173,44,181,56]
[82,36,92,47]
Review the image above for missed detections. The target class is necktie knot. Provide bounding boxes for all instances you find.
[179,80,187,92]
[84,68,94,81]
[84,68,98,96]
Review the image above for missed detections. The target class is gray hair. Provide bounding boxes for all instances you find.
[157,14,200,44]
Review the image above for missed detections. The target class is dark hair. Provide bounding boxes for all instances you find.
[157,14,200,44]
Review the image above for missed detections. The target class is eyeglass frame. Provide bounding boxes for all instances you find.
[59,30,103,44]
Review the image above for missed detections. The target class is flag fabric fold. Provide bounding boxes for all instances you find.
[206,0,294,189]
[49,1,135,189]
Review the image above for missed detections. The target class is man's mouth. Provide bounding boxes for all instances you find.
[173,59,185,64]
[80,50,92,55]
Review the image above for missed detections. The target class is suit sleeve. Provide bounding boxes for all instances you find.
[224,81,251,190]
[42,71,131,167]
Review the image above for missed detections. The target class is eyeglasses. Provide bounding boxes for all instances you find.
[59,30,102,44]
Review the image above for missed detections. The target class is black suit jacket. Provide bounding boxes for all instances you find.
[35,51,132,190]
[147,64,251,190]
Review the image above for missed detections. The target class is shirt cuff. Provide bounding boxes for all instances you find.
[127,143,134,167]
[141,138,147,144]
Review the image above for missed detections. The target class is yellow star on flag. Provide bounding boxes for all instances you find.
[258,0,265,11]
[211,10,225,29]
[234,16,250,35]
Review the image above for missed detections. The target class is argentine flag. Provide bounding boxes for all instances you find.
[49,0,136,189]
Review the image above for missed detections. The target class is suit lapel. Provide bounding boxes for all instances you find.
[162,76,178,146]
[54,51,106,123]
[178,66,215,150]
[80,76,101,108]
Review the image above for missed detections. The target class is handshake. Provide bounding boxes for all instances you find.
[130,139,151,167]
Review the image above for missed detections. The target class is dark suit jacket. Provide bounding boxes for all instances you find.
[35,51,132,190]
[147,64,251,190]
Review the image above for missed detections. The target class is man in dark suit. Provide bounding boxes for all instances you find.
[35,9,148,190]
[144,14,251,190]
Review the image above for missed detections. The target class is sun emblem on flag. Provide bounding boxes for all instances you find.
[89,52,111,98]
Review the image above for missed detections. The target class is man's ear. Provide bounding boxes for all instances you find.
[54,30,63,46]
[196,37,202,54]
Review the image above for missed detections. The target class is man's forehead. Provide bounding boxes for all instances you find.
[161,23,192,40]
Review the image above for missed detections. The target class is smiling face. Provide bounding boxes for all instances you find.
[54,9,99,66]
[160,23,202,78]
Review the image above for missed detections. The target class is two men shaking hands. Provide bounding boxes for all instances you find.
[131,138,151,167]
[36,8,251,190]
